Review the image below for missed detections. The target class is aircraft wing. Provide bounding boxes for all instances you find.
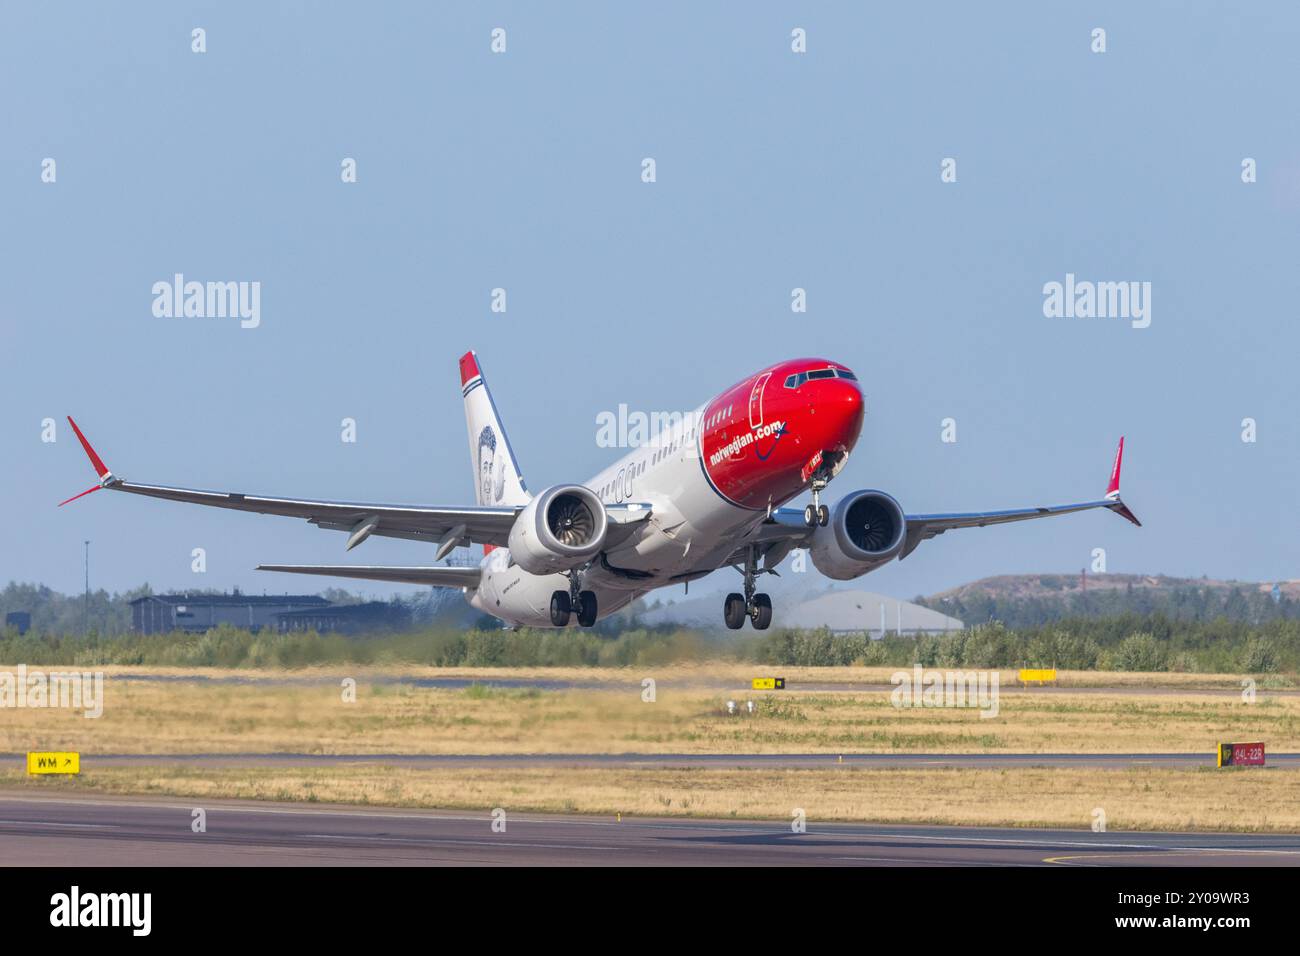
[898,437,1140,558]
[730,438,1140,567]
[61,417,520,549]
[256,565,482,588]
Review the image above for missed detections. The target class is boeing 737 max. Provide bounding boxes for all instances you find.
[63,352,1140,629]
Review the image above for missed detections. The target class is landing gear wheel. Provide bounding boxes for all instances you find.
[750,593,773,630]
[806,476,831,527]
[549,591,571,627]
[576,590,598,627]
[723,592,746,630]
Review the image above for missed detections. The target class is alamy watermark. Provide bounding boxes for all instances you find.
[596,404,702,449]
[0,666,104,718]
[890,665,999,719]
[152,274,260,329]
[1042,273,1150,329]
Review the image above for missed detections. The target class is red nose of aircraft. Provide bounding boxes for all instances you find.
[699,360,865,511]
[803,374,864,456]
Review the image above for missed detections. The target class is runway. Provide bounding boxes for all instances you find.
[7,751,1297,769]
[109,673,1300,696]
[0,792,1296,866]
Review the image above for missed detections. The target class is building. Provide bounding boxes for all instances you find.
[4,612,31,635]
[275,601,412,635]
[130,592,329,634]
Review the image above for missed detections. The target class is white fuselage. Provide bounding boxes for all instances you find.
[467,404,762,627]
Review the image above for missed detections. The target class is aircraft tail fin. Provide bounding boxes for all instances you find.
[459,351,530,507]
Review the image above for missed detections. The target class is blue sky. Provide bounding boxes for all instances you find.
[2,2,1296,601]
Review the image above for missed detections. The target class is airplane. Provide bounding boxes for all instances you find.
[62,352,1140,630]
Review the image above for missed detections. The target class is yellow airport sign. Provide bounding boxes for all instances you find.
[1018,669,1057,684]
[27,752,79,775]
[751,677,786,690]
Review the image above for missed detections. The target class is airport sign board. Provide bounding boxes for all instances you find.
[1217,742,1266,767]
[27,752,80,774]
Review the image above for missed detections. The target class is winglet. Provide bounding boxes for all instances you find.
[68,416,111,479]
[1103,437,1141,527]
[1105,436,1125,499]
[60,417,115,507]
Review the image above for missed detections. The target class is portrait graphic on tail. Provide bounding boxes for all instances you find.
[477,425,507,504]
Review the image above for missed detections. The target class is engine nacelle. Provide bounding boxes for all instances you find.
[507,484,608,575]
[810,490,907,580]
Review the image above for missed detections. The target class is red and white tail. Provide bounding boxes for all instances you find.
[459,351,530,507]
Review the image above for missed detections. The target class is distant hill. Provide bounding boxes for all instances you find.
[917,573,1299,628]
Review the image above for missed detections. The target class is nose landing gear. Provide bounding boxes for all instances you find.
[804,478,830,528]
[551,568,598,627]
[803,451,846,527]
[723,547,775,630]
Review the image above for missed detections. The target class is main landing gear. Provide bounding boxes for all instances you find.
[724,547,774,630]
[550,569,597,627]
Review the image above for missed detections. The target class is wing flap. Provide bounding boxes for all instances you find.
[105,480,521,546]
[256,565,481,588]
[62,417,521,547]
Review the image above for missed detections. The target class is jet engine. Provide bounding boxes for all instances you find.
[809,490,907,580]
[507,484,608,575]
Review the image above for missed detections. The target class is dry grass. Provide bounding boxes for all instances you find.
[1,676,1297,756]
[6,764,1299,832]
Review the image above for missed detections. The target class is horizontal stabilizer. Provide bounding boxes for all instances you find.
[256,565,481,588]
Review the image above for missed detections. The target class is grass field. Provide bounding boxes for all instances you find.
[6,765,1299,832]
[3,665,1296,831]
[1,670,1296,756]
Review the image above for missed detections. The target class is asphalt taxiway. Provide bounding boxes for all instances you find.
[1,792,1296,866]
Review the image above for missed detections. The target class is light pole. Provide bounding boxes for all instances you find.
[83,540,90,635]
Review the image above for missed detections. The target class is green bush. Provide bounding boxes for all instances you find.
[1114,632,1167,672]
[1239,638,1279,674]
[0,610,1298,674]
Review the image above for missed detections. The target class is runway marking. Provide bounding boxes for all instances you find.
[304,834,621,852]
[819,831,1300,856]
[0,819,119,829]
[834,856,1030,867]
[1043,848,1300,865]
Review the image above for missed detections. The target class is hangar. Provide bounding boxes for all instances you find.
[130,591,328,635]
[639,586,963,635]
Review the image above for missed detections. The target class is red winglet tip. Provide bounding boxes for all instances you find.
[1105,436,1125,498]
[458,351,481,387]
[67,416,110,478]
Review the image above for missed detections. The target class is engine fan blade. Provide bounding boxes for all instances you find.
[549,497,594,546]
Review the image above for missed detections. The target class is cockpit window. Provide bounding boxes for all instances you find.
[787,366,858,387]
